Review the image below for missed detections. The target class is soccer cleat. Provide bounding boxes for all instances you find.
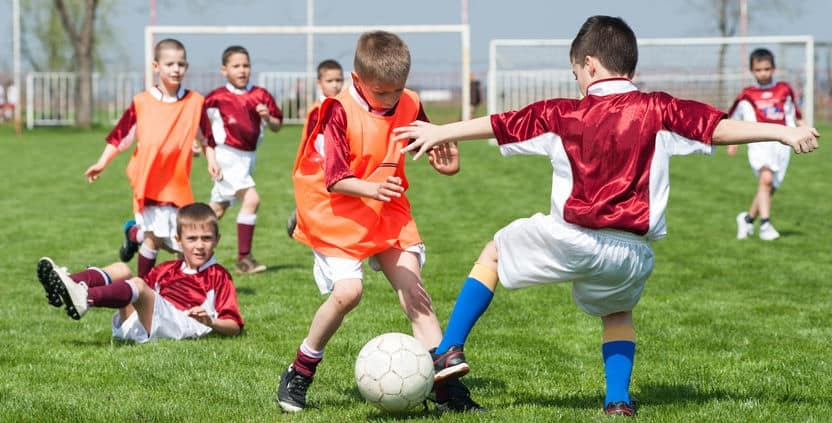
[119,219,140,262]
[431,346,470,382]
[36,257,65,307]
[604,401,636,417]
[46,259,89,320]
[432,378,486,413]
[286,208,297,239]
[736,212,754,240]
[276,366,313,412]
[759,221,780,241]
[236,255,267,275]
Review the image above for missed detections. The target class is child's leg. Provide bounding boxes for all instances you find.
[117,278,156,334]
[236,187,260,261]
[376,248,442,348]
[137,233,161,278]
[753,168,775,220]
[435,241,500,355]
[600,311,636,407]
[209,201,230,220]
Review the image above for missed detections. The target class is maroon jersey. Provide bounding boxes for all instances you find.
[319,84,428,188]
[106,85,214,150]
[727,81,802,125]
[204,83,283,151]
[144,257,244,328]
[491,78,726,240]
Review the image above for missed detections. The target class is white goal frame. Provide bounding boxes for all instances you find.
[489,35,814,127]
[145,24,472,120]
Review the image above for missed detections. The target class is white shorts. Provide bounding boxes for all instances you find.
[211,144,257,204]
[111,292,212,343]
[747,141,791,188]
[311,244,426,294]
[494,213,655,317]
[135,205,180,252]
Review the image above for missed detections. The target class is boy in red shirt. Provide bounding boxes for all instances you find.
[204,45,283,274]
[86,39,218,278]
[37,203,243,342]
[395,16,818,417]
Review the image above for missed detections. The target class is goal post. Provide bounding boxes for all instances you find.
[489,35,814,127]
[145,24,472,121]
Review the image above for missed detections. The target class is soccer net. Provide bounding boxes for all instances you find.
[145,25,472,124]
[489,36,814,126]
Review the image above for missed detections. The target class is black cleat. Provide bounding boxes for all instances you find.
[36,257,64,307]
[119,219,139,262]
[286,209,297,239]
[431,345,470,382]
[432,378,485,413]
[276,366,312,412]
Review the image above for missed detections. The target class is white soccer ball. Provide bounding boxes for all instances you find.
[354,332,435,412]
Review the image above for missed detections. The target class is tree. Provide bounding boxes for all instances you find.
[54,0,98,129]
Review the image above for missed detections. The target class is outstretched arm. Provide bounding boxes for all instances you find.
[394,116,494,160]
[712,120,819,154]
[85,144,119,183]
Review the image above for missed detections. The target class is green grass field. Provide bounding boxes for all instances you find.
[0,121,829,422]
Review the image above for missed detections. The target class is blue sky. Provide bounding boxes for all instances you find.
[1,0,829,74]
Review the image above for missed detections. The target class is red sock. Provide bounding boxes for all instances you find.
[137,254,156,279]
[237,223,254,260]
[128,225,139,243]
[69,268,109,288]
[292,348,322,378]
[87,281,133,308]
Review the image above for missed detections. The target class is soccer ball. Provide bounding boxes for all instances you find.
[354,332,435,412]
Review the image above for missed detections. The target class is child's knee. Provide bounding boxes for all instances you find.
[477,241,499,267]
[210,202,227,219]
[331,280,363,311]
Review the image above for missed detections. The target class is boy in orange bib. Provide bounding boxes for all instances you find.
[85,39,219,279]
[278,31,481,414]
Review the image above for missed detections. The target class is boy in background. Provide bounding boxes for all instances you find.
[278,31,481,414]
[204,45,283,274]
[287,59,345,238]
[395,16,818,416]
[37,203,243,342]
[87,39,219,279]
[728,48,803,241]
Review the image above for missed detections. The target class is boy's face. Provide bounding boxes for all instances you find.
[750,58,774,86]
[152,48,188,88]
[176,224,219,270]
[352,72,406,111]
[222,52,252,89]
[318,68,344,98]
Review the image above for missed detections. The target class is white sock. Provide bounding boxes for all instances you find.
[300,339,324,359]
[237,213,257,226]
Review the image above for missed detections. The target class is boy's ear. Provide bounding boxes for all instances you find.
[351,71,361,85]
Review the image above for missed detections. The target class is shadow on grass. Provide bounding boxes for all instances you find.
[261,263,305,274]
[499,382,826,410]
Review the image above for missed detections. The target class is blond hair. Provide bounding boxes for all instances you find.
[353,31,410,83]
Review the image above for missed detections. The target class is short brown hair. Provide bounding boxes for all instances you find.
[154,38,187,62]
[317,59,343,79]
[353,31,410,83]
[570,16,637,78]
[177,203,219,237]
[222,45,250,65]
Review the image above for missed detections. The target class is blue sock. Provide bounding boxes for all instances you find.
[435,277,494,354]
[603,340,635,406]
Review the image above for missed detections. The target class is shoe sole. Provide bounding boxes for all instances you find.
[277,400,303,413]
[434,362,470,383]
[48,268,84,320]
[36,258,63,307]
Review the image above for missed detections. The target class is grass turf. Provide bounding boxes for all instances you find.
[0,121,829,421]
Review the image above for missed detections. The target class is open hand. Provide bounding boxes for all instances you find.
[427,142,459,175]
[185,306,213,327]
[393,120,447,160]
